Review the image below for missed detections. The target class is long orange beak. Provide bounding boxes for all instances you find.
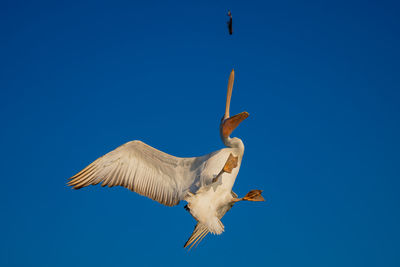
[221,69,249,138]
[221,112,249,138]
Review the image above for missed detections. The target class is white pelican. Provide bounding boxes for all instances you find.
[68,69,264,249]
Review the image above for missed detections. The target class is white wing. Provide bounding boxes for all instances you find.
[68,140,213,206]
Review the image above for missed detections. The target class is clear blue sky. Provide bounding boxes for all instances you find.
[1,0,399,266]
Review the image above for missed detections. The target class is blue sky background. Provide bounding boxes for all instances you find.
[1,0,400,266]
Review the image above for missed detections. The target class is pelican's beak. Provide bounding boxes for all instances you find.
[220,69,249,138]
[221,112,249,138]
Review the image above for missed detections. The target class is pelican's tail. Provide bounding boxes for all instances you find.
[243,190,265,202]
[184,223,209,250]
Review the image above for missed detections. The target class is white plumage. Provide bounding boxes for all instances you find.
[68,70,264,249]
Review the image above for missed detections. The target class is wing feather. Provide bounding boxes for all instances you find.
[68,140,211,206]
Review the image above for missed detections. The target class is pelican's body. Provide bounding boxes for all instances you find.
[68,70,264,249]
[185,140,244,235]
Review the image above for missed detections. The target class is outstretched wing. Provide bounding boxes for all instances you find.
[68,140,211,206]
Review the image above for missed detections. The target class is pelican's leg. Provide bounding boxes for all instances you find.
[223,153,238,173]
[212,153,238,183]
[211,171,223,183]
[235,190,265,202]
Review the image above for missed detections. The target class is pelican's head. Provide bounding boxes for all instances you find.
[220,69,249,147]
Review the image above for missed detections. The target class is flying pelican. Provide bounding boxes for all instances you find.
[68,70,264,249]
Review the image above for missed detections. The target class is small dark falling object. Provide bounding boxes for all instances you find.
[227,10,233,35]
